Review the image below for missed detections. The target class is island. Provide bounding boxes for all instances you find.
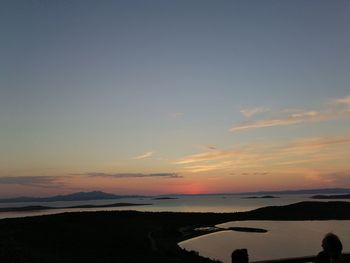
[153,197,178,200]
[193,226,268,234]
[1,201,350,263]
[311,194,350,199]
[227,227,268,233]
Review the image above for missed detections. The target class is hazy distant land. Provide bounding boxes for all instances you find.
[0,202,152,213]
[1,201,350,263]
[0,191,144,203]
[1,188,350,203]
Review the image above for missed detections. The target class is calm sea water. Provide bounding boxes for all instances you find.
[0,194,316,219]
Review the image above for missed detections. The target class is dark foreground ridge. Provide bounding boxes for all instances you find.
[1,201,350,263]
[0,202,152,213]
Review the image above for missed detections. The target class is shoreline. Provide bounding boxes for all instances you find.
[1,201,350,263]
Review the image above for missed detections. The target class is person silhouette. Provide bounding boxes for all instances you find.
[315,233,344,263]
[231,248,249,263]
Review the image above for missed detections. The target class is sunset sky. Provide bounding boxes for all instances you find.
[1,1,350,197]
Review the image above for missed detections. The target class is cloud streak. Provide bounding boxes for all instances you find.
[175,149,242,165]
[80,172,182,179]
[0,172,182,189]
[132,151,154,160]
[231,95,350,132]
[175,136,350,173]
[0,176,67,188]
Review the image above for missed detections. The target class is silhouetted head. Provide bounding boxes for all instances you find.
[322,233,343,258]
[231,248,249,263]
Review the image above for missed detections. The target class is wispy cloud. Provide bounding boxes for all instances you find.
[175,148,242,165]
[0,172,183,189]
[335,95,350,107]
[132,151,154,160]
[240,107,269,118]
[175,136,350,173]
[230,172,270,176]
[231,95,350,132]
[0,176,68,188]
[80,172,182,179]
[284,137,350,152]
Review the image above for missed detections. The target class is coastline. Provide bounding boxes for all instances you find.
[1,201,350,263]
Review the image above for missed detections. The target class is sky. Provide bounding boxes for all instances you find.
[1,0,350,197]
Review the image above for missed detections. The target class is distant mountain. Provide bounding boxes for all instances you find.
[3,188,350,203]
[0,191,143,203]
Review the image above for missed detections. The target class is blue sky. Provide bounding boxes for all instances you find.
[1,0,350,196]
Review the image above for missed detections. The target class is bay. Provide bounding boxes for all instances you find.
[179,220,350,262]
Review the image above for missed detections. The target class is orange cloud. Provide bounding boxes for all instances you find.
[175,136,350,173]
[175,149,242,164]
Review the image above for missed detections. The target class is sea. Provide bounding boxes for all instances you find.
[1,194,350,262]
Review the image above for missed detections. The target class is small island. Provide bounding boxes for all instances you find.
[227,226,268,233]
[153,197,178,200]
[194,226,268,234]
